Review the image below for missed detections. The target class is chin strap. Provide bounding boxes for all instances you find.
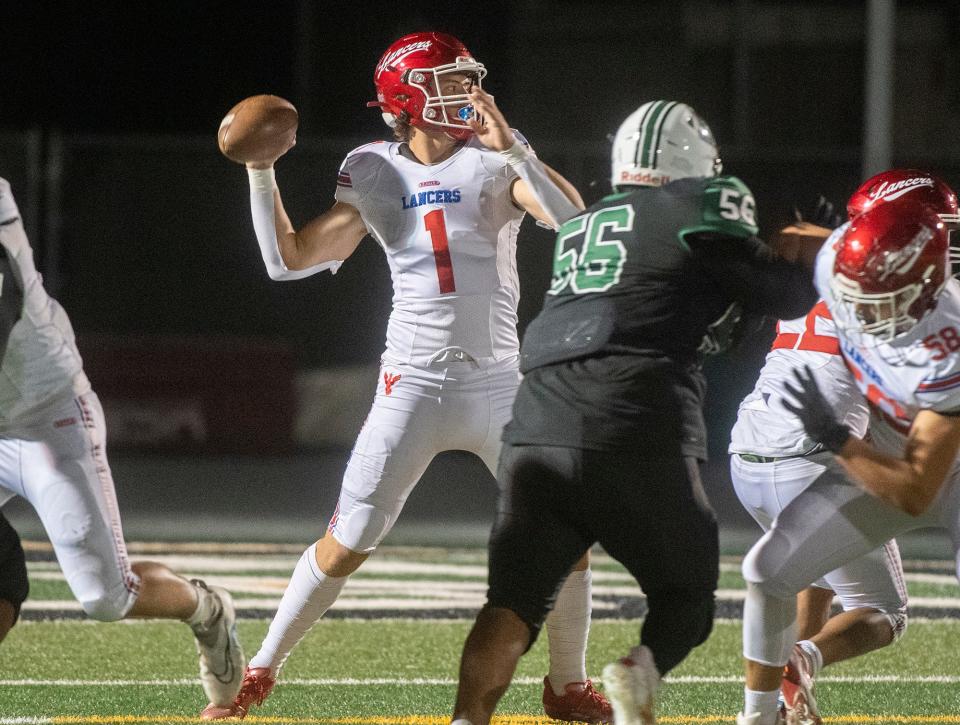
[499,141,580,229]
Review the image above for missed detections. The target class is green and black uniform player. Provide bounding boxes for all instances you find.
[486,173,818,678]
[451,102,821,725]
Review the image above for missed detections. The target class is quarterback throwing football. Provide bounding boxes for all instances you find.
[201,32,614,723]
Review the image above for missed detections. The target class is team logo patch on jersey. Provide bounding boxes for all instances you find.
[419,180,440,188]
[402,189,461,209]
[383,371,401,395]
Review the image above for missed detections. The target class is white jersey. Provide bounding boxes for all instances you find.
[0,215,89,427]
[729,298,869,457]
[815,235,960,455]
[333,134,527,366]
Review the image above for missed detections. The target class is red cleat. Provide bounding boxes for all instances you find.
[781,645,822,725]
[200,666,275,720]
[543,676,613,723]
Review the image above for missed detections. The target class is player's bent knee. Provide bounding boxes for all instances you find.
[742,533,804,601]
[79,591,135,622]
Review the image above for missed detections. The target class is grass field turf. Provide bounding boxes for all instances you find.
[2,545,960,724]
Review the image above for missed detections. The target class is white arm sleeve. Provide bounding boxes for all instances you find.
[248,168,341,281]
[500,142,581,229]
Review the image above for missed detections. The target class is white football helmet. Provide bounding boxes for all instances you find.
[611,101,722,189]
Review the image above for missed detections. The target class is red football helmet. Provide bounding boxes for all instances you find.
[831,200,949,341]
[368,32,486,140]
[847,168,958,221]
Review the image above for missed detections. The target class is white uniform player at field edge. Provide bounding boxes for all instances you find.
[201,32,612,723]
[736,197,960,725]
[729,265,907,725]
[0,178,245,706]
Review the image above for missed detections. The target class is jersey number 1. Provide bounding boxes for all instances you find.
[425,209,456,294]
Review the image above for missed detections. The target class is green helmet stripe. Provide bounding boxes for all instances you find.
[638,101,669,169]
[631,103,658,166]
[650,102,679,169]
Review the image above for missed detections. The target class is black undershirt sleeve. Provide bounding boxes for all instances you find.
[687,233,818,320]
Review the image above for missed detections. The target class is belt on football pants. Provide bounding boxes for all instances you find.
[737,446,823,464]
[428,348,477,365]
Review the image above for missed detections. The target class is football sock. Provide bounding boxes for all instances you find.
[249,543,348,674]
[185,580,222,631]
[743,582,797,667]
[546,568,592,694]
[796,639,823,678]
[743,687,781,725]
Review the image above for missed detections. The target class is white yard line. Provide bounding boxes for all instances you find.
[3,674,960,688]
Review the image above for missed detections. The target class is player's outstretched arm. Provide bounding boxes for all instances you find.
[834,410,960,516]
[783,367,960,516]
[247,166,367,280]
[466,88,584,228]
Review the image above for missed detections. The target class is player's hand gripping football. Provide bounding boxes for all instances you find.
[782,365,851,453]
[466,87,515,152]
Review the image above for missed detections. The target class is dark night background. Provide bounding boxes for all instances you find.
[2,1,959,542]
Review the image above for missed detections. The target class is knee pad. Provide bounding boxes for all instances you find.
[80,591,135,622]
[641,588,715,674]
[742,531,803,601]
[74,573,137,622]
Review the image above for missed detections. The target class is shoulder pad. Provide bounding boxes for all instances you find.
[679,175,759,241]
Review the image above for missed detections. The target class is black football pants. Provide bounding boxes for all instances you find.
[487,444,718,676]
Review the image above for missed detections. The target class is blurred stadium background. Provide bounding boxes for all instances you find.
[2,0,959,554]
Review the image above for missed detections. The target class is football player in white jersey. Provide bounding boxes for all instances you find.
[730,297,908,725]
[201,32,611,722]
[733,171,959,725]
[0,179,244,706]
[735,181,960,725]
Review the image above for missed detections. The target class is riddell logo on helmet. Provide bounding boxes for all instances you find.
[869,177,935,203]
[620,171,670,186]
[376,40,433,76]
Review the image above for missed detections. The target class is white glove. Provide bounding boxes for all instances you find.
[0,178,21,225]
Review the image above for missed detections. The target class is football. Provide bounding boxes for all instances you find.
[217,95,298,166]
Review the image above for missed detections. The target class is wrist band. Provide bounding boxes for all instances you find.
[498,141,530,167]
[247,167,277,193]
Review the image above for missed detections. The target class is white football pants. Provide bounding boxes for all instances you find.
[328,356,520,552]
[736,453,960,667]
[0,393,139,620]
[731,452,907,614]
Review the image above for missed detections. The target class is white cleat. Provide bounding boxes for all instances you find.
[737,712,786,725]
[190,580,246,707]
[601,645,660,725]
[782,644,822,725]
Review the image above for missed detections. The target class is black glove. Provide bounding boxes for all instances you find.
[782,365,851,452]
[794,195,844,230]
